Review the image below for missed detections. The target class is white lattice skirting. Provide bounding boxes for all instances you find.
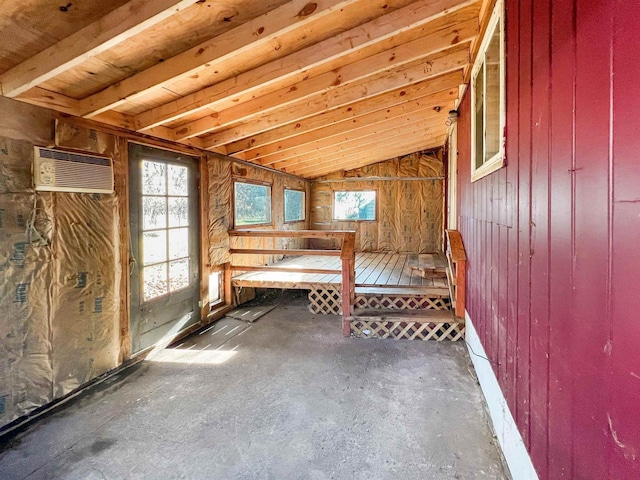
[307,288,451,315]
[350,319,465,341]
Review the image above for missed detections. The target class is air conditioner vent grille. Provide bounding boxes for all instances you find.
[33,147,114,194]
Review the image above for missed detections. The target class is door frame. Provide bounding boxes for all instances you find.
[128,142,202,355]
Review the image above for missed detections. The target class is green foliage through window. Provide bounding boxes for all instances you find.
[333,191,376,221]
[234,181,272,226]
[284,189,305,222]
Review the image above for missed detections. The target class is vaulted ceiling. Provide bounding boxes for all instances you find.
[0,0,491,178]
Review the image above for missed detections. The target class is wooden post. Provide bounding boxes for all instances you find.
[455,258,466,318]
[199,155,211,321]
[224,262,233,307]
[115,137,131,362]
[340,232,356,337]
[445,230,467,319]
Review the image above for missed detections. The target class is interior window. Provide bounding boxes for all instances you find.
[284,189,305,222]
[333,191,377,221]
[234,181,272,226]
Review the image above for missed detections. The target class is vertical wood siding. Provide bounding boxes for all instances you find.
[457,1,640,478]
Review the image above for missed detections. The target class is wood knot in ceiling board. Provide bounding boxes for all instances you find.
[298,3,318,17]
[59,3,72,12]
[451,35,460,45]
[434,106,441,112]
[176,127,189,136]
[289,86,298,92]
[255,26,266,36]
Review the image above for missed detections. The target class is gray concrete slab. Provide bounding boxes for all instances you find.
[0,294,507,480]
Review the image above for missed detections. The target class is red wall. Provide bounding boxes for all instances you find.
[457,1,640,478]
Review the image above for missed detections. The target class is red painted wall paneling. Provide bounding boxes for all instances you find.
[456,0,640,478]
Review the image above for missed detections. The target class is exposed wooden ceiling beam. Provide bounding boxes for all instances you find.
[293,135,447,177]
[201,47,469,149]
[261,107,451,168]
[173,24,475,141]
[132,0,479,131]
[78,0,394,117]
[240,89,457,162]
[278,119,447,174]
[226,70,463,154]
[14,87,223,152]
[0,0,198,98]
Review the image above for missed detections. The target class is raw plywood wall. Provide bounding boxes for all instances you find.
[0,98,121,429]
[208,159,310,269]
[310,150,444,252]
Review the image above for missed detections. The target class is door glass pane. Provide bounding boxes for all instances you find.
[143,263,168,300]
[143,197,167,229]
[168,165,189,196]
[143,231,167,265]
[169,259,190,291]
[139,159,194,302]
[169,228,189,260]
[142,161,166,195]
[168,197,189,227]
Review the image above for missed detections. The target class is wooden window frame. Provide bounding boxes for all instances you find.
[232,178,274,229]
[283,187,306,224]
[332,189,378,222]
[470,0,505,182]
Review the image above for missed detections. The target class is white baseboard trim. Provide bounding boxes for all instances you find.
[465,311,539,480]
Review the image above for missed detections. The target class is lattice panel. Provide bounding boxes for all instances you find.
[350,320,465,341]
[354,295,451,311]
[308,289,342,314]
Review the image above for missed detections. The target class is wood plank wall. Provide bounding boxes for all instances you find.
[456,1,640,478]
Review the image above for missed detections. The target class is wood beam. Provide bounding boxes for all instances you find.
[0,0,197,98]
[202,47,469,149]
[284,125,447,173]
[295,136,447,177]
[173,22,476,141]
[15,87,217,151]
[133,0,479,131]
[226,70,463,154]
[263,108,452,168]
[78,0,381,117]
[279,120,448,174]
[245,90,457,162]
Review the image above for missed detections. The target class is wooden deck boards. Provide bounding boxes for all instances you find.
[232,252,449,293]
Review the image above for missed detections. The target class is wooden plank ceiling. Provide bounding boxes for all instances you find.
[0,0,485,178]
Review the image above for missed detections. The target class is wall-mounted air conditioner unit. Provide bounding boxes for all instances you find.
[33,147,114,194]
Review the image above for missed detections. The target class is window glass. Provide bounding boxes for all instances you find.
[333,191,376,221]
[471,0,504,181]
[473,63,485,170]
[209,271,222,307]
[484,25,502,162]
[284,189,305,222]
[234,182,272,226]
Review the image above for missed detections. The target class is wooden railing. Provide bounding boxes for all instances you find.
[445,230,466,318]
[228,230,356,336]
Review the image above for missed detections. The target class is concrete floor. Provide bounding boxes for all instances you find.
[0,293,507,480]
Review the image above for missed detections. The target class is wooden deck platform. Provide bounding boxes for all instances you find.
[232,252,449,296]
